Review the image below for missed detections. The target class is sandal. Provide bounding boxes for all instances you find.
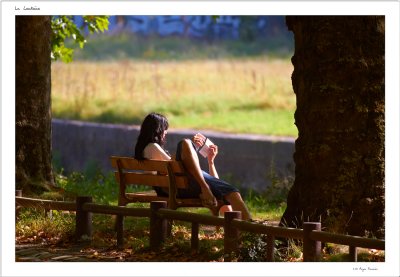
[199,193,218,209]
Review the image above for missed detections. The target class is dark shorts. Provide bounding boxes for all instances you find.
[155,140,239,205]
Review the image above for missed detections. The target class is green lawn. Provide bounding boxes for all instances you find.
[168,109,296,136]
[52,58,297,137]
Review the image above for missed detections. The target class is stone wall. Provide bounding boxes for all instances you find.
[52,119,295,192]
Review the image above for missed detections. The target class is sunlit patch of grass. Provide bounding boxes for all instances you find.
[16,210,75,244]
[168,109,296,136]
[51,58,296,136]
[250,204,286,222]
[321,244,385,262]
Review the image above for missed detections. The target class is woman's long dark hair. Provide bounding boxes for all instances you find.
[134,112,169,160]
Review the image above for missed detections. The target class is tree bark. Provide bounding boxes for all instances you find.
[16,16,54,193]
[280,16,385,238]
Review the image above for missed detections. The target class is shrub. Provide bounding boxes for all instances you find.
[54,165,118,204]
[237,231,269,262]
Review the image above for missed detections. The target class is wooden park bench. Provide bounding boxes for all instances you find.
[110,156,224,212]
[109,155,227,248]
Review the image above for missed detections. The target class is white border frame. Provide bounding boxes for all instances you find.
[2,1,399,276]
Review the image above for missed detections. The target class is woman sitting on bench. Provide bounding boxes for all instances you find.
[134,112,252,221]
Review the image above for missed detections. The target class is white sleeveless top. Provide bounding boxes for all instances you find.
[143,143,171,161]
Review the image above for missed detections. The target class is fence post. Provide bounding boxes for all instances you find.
[224,211,241,262]
[349,246,358,262]
[150,201,168,249]
[191,222,199,252]
[116,215,124,249]
[76,196,93,240]
[16,190,22,220]
[303,222,321,262]
[266,234,275,262]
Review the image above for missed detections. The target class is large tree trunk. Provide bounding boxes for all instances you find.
[16,16,54,194]
[280,16,385,238]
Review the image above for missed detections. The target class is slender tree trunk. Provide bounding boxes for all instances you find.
[281,16,385,238]
[15,16,54,193]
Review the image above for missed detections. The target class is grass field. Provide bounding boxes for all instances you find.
[51,57,297,136]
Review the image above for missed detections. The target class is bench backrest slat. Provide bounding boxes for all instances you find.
[110,156,189,189]
[110,156,186,173]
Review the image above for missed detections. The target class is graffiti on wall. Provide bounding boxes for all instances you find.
[74,15,286,40]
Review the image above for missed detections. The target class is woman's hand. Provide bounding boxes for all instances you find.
[207,144,218,163]
[192,132,218,164]
[207,144,219,178]
[192,133,206,149]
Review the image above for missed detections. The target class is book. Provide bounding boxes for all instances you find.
[197,137,214,158]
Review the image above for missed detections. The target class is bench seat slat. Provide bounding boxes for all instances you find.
[124,192,215,207]
[125,192,167,202]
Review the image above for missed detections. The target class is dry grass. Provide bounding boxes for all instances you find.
[52,58,296,136]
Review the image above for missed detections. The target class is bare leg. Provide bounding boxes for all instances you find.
[224,192,252,221]
[180,139,216,205]
[219,205,232,216]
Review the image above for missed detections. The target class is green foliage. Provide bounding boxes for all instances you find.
[85,16,109,34]
[237,231,269,262]
[240,167,293,219]
[52,150,63,173]
[54,163,155,205]
[54,166,118,204]
[264,164,294,205]
[245,190,275,211]
[51,16,109,63]
[239,17,259,42]
[16,209,75,243]
[72,33,293,61]
[323,251,385,262]
[211,15,219,22]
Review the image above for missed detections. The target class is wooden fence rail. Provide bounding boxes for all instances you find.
[15,196,76,211]
[83,203,152,217]
[15,194,385,262]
